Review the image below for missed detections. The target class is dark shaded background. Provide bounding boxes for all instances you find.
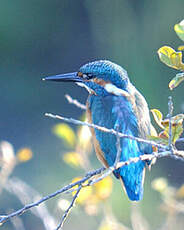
[0,0,184,229]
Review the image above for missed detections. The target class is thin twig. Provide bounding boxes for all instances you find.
[114,131,121,167]
[0,149,184,226]
[45,113,167,150]
[0,167,105,225]
[45,112,184,162]
[0,141,17,194]
[88,152,158,186]
[65,94,86,110]
[5,177,57,229]
[1,96,184,227]
[168,96,174,151]
[55,185,82,230]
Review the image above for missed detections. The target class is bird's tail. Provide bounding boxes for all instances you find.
[118,161,146,201]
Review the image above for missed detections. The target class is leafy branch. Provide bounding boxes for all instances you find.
[158,19,184,90]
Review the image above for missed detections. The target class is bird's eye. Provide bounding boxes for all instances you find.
[77,72,93,80]
[87,73,93,79]
[83,74,88,79]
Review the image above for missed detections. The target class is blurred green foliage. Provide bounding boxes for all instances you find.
[0,0,184,229]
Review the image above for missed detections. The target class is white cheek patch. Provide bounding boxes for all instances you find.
[76,82,95,94]
[105,83,130,97]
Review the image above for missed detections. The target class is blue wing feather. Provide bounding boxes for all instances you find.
[87,93,152,201]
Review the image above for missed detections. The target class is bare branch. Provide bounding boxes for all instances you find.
[5,177,57,230]
[114,131,121,167]
[168,96,174,151]
[1,96,184,228]
[0,167,105,226]
[0,147,184,227]
[0,141,17,194]
[88,151,165,186]
[45,113,167,150]
[55,185,82,230]
[65,94,86,110]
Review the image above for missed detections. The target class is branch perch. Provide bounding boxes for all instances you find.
[55,185,82,230]
[45,113,167,150]
[1,148,183,227]
[1,95,184,229]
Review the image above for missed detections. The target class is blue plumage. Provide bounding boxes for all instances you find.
[44,60,153,201]
[87,92,148,200]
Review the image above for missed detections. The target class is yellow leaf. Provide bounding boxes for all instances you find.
[72,177,92,205]
[160,119,169,128]
[152,177,168,193]
[169,72,184,90]
[151,109,164,129]
[171,123,183,143]
[63,152,83,168]
[77,125,92,151]
[161,114,184,127]
[158,131,169,139]
[174,19,184,42]
[176,184,184,199]
[151,110,184,144]
[53,123,76,147]
[17,148,33,162]
[99,223,112,230]
[150,124,158,137]
[94,176,113,200]
[157,46,184,70]
[178,45,184,51]
[161,114,184,143]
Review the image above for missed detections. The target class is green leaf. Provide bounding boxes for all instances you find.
[161,114,184,143]
[172,124,183,144]
[169,72,184,90]
[171,114,184,143]
[174,20,184,42]
[172,114,184,124]
[157,46,184,70]
[151,109,165,129]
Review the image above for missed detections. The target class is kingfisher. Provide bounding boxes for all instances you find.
[44,60,153,201]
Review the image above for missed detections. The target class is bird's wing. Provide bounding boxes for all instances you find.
[87,94,152,200]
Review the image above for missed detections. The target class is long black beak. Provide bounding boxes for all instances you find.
[42,72,83,82]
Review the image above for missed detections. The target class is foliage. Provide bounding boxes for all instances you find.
[53,123,76,147]
[158,19,184,90]
[149,19,184,148]
[150,109,184,144]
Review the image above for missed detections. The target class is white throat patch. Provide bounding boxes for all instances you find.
[104,83,129,97]
[76,82,95,94]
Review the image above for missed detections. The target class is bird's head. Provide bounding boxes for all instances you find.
[43,60,130,96]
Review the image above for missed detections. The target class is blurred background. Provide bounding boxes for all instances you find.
[0,0,184,229]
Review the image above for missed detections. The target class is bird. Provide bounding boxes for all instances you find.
[44,60,153,201]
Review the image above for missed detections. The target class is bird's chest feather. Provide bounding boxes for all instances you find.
[86,94,142,167]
